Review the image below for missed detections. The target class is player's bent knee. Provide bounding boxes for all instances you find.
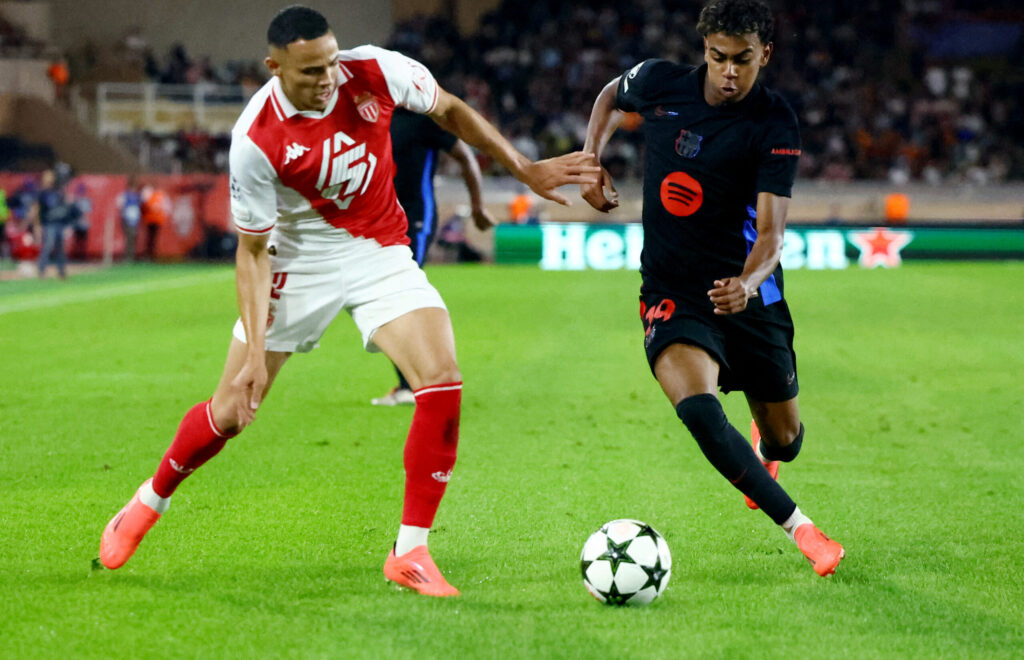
[209,398,248,437]
[417,363,461,389]
[674,393,728,441]
[762,423,804,462]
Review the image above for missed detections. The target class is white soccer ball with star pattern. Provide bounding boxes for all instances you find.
[580,519,672,606]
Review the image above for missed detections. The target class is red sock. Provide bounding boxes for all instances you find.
[401,382,461,528]
[151,400,236,498]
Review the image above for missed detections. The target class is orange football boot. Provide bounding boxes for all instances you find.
[383,545,460,597]
[794,523,845,577]
[99,479,162,569]
[745,420,780,510]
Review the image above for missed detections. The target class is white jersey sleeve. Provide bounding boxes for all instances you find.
[350,45,439,114]
[229,133,278,235]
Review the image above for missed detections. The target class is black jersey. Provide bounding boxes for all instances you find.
[390,108,458,233]
[616,60,800,303]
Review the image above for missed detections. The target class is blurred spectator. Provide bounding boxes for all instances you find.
[884,192,911,225]
[66,181,93,260]
[47,54,70,106]
[117,176,143,262]
[33,169,70,280]
[140,183,170,259]
[437,206,484,263]
[508,187,537,224]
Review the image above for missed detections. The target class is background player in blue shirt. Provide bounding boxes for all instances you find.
[580,0,844,577]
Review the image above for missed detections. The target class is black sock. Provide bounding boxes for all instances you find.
[760,423,804,462]
[676,394,796,525]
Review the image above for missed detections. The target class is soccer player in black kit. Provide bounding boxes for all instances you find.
[581,0,844,576]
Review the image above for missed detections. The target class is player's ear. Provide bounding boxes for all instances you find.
[760,42,773,66]
[265,55,280,77]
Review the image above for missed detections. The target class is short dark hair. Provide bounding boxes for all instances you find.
[696,0,775,45]
[267,5,330,48]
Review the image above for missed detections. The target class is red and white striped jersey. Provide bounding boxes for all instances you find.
[228,45,439,248]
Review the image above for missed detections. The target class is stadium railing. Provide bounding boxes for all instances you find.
[94,82,246,137]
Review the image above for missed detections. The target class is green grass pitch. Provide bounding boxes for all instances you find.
[1,261,1022,658]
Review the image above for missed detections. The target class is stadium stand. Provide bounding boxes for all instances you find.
[17,0,1019,185]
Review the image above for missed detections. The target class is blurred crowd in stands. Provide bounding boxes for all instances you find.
[53,0,1024,183]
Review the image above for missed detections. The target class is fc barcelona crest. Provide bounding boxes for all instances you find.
[675,129,703,158]
[355,92,380,123]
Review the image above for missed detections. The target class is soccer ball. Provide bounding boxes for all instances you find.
[580,519,672,606]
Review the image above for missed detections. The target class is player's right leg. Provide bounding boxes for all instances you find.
[655,343,801,526]
[99,339,290,569]
[654,343,843,575]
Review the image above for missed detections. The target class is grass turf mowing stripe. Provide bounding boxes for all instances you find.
[0,267,233,316]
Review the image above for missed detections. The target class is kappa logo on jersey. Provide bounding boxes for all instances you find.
[315,130,379,209]
[660,171,704,217]
[354,91,380,123]
[283,142,310,165]
[675,129,703,158]
[229,175,242,202]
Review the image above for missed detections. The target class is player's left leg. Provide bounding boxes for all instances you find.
[371,307,461,596]
[742,396,800,510]
[747,395,803,459]
[745,395,843,575]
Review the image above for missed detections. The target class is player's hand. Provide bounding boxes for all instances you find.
[230,354,267,427]
[471,206,498,231]
[708,277,756,315]
[581,166,619,212]
[521,151,601,206]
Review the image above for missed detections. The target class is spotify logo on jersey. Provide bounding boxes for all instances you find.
[660,172,703,216]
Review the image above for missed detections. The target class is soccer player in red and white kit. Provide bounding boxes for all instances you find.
[99,5,599,597]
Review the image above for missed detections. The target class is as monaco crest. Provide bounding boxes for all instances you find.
[355,92,380,123]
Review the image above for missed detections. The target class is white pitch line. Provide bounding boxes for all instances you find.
[0,269,234,316]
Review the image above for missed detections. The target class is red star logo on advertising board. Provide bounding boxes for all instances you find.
[848,227,914,268]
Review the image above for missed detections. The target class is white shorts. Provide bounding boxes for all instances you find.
[232,234,446,353]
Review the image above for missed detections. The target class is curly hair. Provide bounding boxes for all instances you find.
[696,0,775,45]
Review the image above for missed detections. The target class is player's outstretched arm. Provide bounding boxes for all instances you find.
[708,192,790,315]
[581,77,625,212]
[447,139,497,230]
[230,232,272,424]
[428,88,600,206]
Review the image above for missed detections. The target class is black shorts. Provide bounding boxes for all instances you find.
[639,285,798,402]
